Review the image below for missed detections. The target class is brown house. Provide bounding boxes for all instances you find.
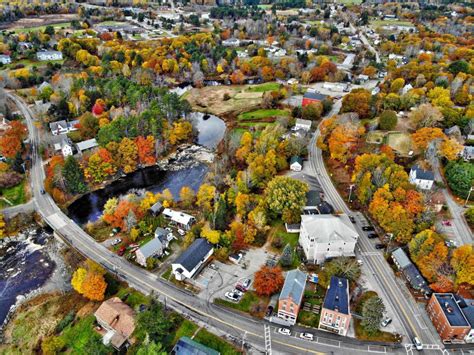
[94,297,136,349]
[277,269,307,325]
[427,293,471,343]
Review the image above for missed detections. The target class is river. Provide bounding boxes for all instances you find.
[189,112,226,149]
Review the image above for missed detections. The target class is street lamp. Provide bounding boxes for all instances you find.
[464,187,474,207]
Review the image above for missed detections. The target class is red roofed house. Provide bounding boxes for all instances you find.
[94,297,136,350]
[302,92,328,107]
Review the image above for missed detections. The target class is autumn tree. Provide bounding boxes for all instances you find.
[408,103,443,129]
[0,121,27,159]
[361,295,385,335]
[411,127,446,152]
[201,223,221,244]
[83,148,116,183]
[62,156,87,194]
[378,110,397,130]
[168,120,192,145]
[179,186,195,208]
[82,272,107,301]
[302,102,323,121]
[253,265,284,296]
[439,138,463,161]
[264,176,308,224]
[451,245,474,287]
[135,136,156,166]
[119,137,138,173]
[196,184,216,214]
[341,89,371,119]
[328,123,365,163]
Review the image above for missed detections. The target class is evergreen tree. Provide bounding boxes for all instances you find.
[280,243,293,267]
[361,296,385,335]
[213,195,228,231]
[62,156,87,194]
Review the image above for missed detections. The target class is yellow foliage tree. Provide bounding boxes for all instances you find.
[439,138,463,161]
[71,267,87,294]
[201,224,221,244]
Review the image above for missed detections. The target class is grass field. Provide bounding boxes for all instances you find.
[370,19,413,27]
[215,291,269,318]
[13,22,71,33]
[194,329,241,355]
[2,59,64,71]
[247,82,282,93]
[59,315,108,353]
[386,132,413,156]
[238,109,289,121]
[0,180,27,208]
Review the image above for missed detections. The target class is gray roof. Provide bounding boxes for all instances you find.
[300,214,358,243]
[76,138,98,151]
[323,276,350,314]
[154,227,167,241]
[138,238,163,258]
[403,264,428,291]
[174,336,220,355]
[434,294,470,327]
[150,201,163,213]
[174,238,213,273]
[306,190,321,207]
[49,120,68,131]
[279,269,307,306]
[304,91,328,101]
[458,298,474,327]
[392,248,412,269]
[411,164,434,181]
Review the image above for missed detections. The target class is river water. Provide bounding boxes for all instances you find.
[189,112,226,150]
[0,229,55,326]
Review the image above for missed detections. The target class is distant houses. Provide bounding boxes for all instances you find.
[302,91,327,107]
[76,138,99,155]
[290,156,303,172]
[409,164,435,190]
[299,214,358,264]
[319,276,351,336]
[277,269,307,325]
[36,50,63,61]
[172,238,213,281]
[0,55,11,65]
[391,248,430,294]
[49,120,69,136]
[54,137,74,157]
[94,297,136,350]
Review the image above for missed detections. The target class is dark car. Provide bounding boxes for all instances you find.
[349,215,356,223]
[117,246,126,256]
[367,233,378,239]
[375,244,385,249]
[40,188,46,194]
[362,226,375,231]
[265,305,274,317]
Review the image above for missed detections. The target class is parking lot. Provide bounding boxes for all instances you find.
[196,247,271,302]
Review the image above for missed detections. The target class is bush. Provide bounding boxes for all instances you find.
[55,311,75,333]
[379,110,397,130]
[0,171,22,188]
[223,93,230,101]
[271,236,283,249]
[445,161,474,199]
[465,207,474,226]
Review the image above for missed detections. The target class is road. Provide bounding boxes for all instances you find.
[7,93,411,355]
[350,23,381,64]
[308,99,446,353]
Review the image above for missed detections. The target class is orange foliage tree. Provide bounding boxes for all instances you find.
[135,135,156,166]
[253,265,284,296]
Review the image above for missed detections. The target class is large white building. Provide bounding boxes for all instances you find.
[172,238,213,281]
[409,164,435,190]
[36,50,63,61]
[299,214,358,264]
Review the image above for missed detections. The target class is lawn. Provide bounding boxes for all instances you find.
[269,220,299,250]
[238,109,289,121]
[59,315,109,353]
[385,132,413,156]
[84,220,114,242]
[246,82,282,93]
[171,319,199,344]
[297,286,324,327]
[370,19,413,27]
[0,180,27,208]
[194,328,241,355]
[116,287,151,309]
[13,22,71,33]
[214,291,269,318]
[366,130,386,145]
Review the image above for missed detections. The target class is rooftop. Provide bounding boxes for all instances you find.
[173,238,213,273]
[305,190,321,207]
[173,336,220,355]
[391,248,412,269]
[76,138,98,151]
[303,91,328,101]
[290,156,303,165]
[434,293,470,327]
[94,297,135,347]
[163,208,195,225]
[300,214,358,243]
[323,276,350,315]
[279,269,307,306]
[411,164,434,181]
[137,238,164,259]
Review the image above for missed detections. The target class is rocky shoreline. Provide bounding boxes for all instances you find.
[156,144,215,171]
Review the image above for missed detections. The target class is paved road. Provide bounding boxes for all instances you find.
[1,199,36,217]
[308,99,446,354]
[8,92,410,355]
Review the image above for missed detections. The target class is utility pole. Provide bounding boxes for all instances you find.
[264,325,272,355]
[464,187,473,207]
[348,184,355,203]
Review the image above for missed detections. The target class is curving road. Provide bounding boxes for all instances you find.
[8,92,411,355]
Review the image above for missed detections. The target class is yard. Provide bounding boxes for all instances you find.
[269,220,299,250]
[59,315,107,354]
[385,132,413,156]
[297,285,325,328]
[0,179,27,208]
[246,82,282,93]
[238,109,289,121]
[214,291,269,318]
[370,19,413,28]
[12,22,72,34]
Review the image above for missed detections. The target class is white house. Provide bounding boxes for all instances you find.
[222,38,240,47]
[290,156,303,172]
[172,238,213,281]
[135,227,169,267]
[0,55,12,65]
[294,118,312,132]
[299,214,358,264]
[162,208,196,230]
[36,50,63,61]
[54,138,73,157]
[76,138,99,155]
[462,146,474,161]
[409,164,435,190]
[49,120,69,135]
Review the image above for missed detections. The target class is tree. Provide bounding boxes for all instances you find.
[253,265,284,296]
[341,89,371,119]
[62,156,87,194]
[411,127,446,151]
[264,176,308,223]
[390,78,405,93]
[196,184,216,213]
[41,336,65,355]
[445,161,474,199]
[361,295,385,335]
[135,302,172,342]
[318,257,361,288]
[82,272,107,301]
[465,207,474,226]
[179,186,195,208]
[439,138,463,161]
[451,245,474,287]
[0,213,5,239]
[71,267,87,295]
[136,341,166,355]
[448,60,469,75]
[201,224,221,244]
[168,120,192,145]
[136,136,156,166]
[328,123,365,163]
[379,110,397,130]
[408,104,443,129]
[119,137,138,173]
[280,243,293,267]
[302,102,323,121]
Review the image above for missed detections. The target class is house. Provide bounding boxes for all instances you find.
[76,138,99,154]
[302,91,327,107]
[299,214,358,264]
[94,297,135,350]
[0,55,11,65]
[401,83,413,95]
[409,164,435,190]
[172,238,213,281]
[357,74,369,83]
[49,120,69,135]
[290,156,303,171]
[135,231,169,267]
[287,78,299,86]
[172,336,220,355]
[68,119,79,132]
[391,248,430,293]
[149,201,163,216]
[304,190,334,215]
[319,276,351,336]
[294,118,312,132]
[462,146,474,161]
[54,138,73,157]
[427,293,471,343]
[222,38,240,47]
[36,50,63,61]
[277,269,307,325]
[163,208,196,230]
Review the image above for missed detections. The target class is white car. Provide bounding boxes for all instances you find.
[232,289,243,297]
[299,332,313,341]
[278,328,291,336]
[413,337,423,351]
[165,227,172,232]
[111,238,122,246]
[225,292,240,302]
[381,317,392,327]
[177,229,186,236]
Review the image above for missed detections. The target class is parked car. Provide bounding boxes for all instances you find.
[177,229,186,236]
[278,328,291,336]
[413,337,423,351]
[265,305,274,317]
[117,246,126,256]
[367,233,378,239]
[299,332,314,341]
[232,289,244,297]
[362,226,375,231]
[112,238,122,246]
[225,292,240,302]
[165,227,172,232]
[375,243,385,249]
[442,220,452,226]
[40,188,46,194]
[349,215,356,223]
[381,318,392,327]
[241,278,251,289]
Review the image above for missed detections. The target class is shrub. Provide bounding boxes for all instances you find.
[379,110,397,130]
[0,171,22,188]
[55,311,76,333]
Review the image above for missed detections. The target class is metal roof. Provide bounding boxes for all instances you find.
[174,336,220,355]
[323,276,350,315]
[173,238,213,273]
[279,269,307,306]
[137,238,163,259]
[391,248,412,269]
[410,164,434,181]
[434,294,470,327]
[76,138,98,151]
[303,91,328,101]
[300,214,358,243]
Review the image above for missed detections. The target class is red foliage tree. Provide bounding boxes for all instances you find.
[253,266,284,296]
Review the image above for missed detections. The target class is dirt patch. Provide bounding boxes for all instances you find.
[4,14,78,30]
[386,132,413,156]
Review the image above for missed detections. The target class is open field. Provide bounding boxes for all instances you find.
[238,109,289,121]
[370,19,413,27]
[246,82,282,92]
[385,132,413,156]
[214,291,269,318]
[0,180,27,208]
[2,59,64,71]
[4,14,78,32]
